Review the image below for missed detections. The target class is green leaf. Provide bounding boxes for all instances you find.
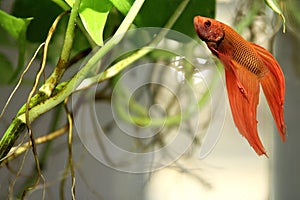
[0,10,32,83]
[52,0,71,10]
[105,0,134,41]
[0,10,30,40]
[108,0,215,39]
[109,0,134,15]
[0,53,14,85]
[66,0,113,46]
[264,0,286,32]
[134,0,215,38]
[103,8,124,41]
[12,0,62,42]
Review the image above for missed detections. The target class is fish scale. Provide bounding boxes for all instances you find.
[223,29,263,76]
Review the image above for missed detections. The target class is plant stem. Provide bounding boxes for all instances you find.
[0,0,145,163]
[39,0,82,97]
[88,0,190,84]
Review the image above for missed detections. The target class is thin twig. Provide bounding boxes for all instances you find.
[16,11,69,116]
[0,43,45,120]
[0,0,145,162]
[21,10,68,199]
[8,146,29,200]
[64,97,76,199]
[1,125,69,165]
[39,1,82,96]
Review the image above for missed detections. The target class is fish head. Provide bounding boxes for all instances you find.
[194,16,224,43]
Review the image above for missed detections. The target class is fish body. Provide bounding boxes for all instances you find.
[193,16,286,156]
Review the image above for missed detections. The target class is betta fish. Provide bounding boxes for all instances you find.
[193,16,286,156]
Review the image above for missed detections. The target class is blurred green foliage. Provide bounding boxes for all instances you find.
[0,0,215,84]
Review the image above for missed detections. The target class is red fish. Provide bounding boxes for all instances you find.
[193,16,286,156]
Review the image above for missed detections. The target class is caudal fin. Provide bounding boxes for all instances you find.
[219,51,267,156]
[252,43,286,141]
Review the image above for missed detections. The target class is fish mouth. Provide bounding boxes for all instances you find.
[193,16,204,33]
[193,16,206,40]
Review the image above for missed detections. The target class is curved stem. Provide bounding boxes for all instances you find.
[0,0,145,163]
[40,0,81,97]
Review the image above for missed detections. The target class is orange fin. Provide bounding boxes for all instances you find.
[251,43,286,141]
[219,53,267,156]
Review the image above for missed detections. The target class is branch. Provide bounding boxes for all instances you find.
[0,0,145,163]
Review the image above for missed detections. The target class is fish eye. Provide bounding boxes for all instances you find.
[204,20,211,28]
